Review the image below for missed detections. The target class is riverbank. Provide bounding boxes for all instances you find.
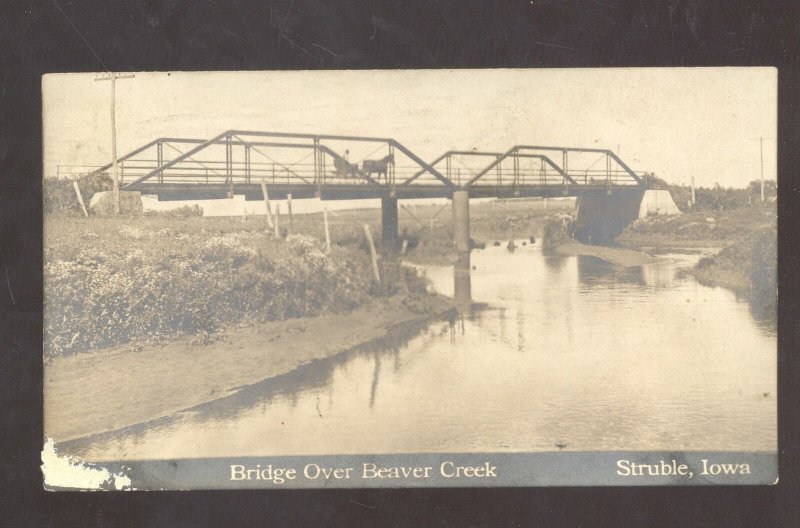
[618,205,777,313]
[617,205,776,250]
[45,293,453,442]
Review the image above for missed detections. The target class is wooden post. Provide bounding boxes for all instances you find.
[287,193,294,235]
[72,181,89,217]
[323,207,331,253]
[260,179,274,228]
[364,224,381,283]
[274,203,281,238]
[401,239,408,255]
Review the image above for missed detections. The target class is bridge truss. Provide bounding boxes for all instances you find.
[79,130,647,201]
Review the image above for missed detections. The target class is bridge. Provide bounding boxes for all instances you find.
[83,130,651,245]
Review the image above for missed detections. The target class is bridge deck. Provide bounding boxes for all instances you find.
[140,182,645,201]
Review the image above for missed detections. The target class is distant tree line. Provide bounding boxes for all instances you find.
[643,173,776,212]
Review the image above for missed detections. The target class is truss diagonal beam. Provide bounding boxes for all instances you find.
[513,145,643,184]
[462,149,576,187]
[124,131,233,188]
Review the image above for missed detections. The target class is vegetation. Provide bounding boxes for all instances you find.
[645,174,776,213]
[44,216,430,357]
[43,173,113,215]
[620,202,776,245]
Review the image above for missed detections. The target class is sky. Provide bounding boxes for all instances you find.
[43,68,777,188]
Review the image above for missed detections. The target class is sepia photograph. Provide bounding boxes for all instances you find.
[41,68,777,489]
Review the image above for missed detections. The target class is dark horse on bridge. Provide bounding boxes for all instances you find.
[360,154,394,182]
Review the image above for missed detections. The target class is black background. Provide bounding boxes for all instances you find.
[2,0,799,526]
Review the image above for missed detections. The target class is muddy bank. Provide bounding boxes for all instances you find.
[45,293,453,443]
[692,227,776,311]
[553,242,659,267]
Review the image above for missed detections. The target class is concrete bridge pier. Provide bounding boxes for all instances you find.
[452,190,471,305]
[574,188,646,244]
[381,195,399,254]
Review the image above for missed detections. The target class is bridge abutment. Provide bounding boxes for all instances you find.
[574,188,646,244]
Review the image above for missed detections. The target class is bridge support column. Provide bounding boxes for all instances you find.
[452,190,471,306]
[453,191,470,253]
[381,195,399,254]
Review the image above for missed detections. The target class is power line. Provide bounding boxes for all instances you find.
[51,0,109,72]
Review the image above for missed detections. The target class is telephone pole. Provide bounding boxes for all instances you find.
[95,72,135,214]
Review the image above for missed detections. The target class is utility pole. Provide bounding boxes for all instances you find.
[760,136,765,202]
[95,72,135,214]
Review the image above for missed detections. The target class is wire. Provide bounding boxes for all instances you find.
[51,0,109,72]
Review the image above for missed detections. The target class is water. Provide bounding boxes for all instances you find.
[68,244,776,460]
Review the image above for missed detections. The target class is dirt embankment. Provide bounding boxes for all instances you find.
[617,205,776,250]
[618,205,777,308]
[45,294,453,442]
[693,226,777,304]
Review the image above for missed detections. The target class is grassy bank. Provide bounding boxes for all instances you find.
[44,214,437,358]
[617,204,776,249]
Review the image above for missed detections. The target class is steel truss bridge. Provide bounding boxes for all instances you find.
[77,130,648,201]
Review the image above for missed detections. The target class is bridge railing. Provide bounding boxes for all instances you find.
[102,130,456,191]
[462,146,645,188]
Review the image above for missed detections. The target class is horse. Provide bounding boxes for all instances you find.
[333,156,359,179]
[360,154,395,182]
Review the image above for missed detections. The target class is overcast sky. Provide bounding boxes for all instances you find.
[43,68,776,188]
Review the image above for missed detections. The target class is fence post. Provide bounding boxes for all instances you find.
[323,207,331,253]
[72,181,89,217]
[260,179,274,228]
[287,193,294,235]
[274,203,281,238]
[364,224,381,283]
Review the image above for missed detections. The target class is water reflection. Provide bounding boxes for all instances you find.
[454,252,471,307]
[61,316,441,458]
[577,256,645,287]
[66,243,776,461]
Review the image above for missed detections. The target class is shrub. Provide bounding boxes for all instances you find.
[43,173,113,215]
